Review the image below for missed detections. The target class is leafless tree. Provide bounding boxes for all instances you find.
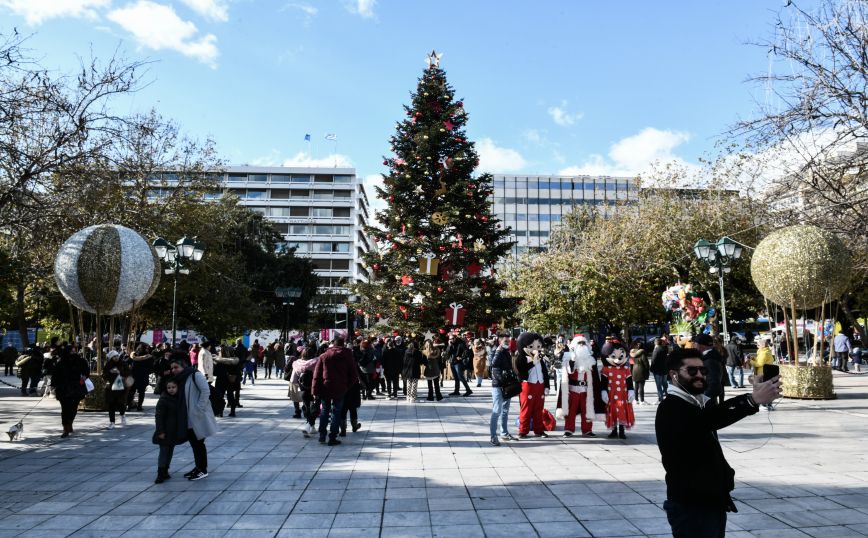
[732,0,868,335]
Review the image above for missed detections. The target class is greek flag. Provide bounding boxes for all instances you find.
[325,133,337,141]
[304,133,311,141]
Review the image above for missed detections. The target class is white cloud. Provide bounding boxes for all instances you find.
[345,0,375,18]
[179,0,228,22]
[278,151,354,168]
[476,138,527,173]
[547,101,583,127]
[523,129,544,144]
[0,0,109,25]
[283,2,317,16]
[559,127,692,178]
[107,0,219,68]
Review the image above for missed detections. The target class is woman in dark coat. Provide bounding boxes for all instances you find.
[402,341,424,403]
[50,343,90,438]
[102,350,131,428]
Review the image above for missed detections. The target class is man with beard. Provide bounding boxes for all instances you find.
[655,347,780,538]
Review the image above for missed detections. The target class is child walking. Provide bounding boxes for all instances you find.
[153,378,180,484]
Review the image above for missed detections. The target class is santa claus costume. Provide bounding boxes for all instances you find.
[600,339,635,439]
[556,336,604,437]
[515,331,550,438]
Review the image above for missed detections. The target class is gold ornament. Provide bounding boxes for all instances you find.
[751,225,852,309]
[435,180,447,196]
[485,308,492,314]
[376,295,383,300]
[431,212,448,225]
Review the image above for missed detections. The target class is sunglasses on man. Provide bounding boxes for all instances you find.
[679,366,708,376]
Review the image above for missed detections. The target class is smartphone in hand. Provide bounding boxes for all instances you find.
[762,364,779,381]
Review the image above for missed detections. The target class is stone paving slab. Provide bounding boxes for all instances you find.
[1,371,868,537]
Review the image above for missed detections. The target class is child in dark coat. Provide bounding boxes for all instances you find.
[153,378,180,484]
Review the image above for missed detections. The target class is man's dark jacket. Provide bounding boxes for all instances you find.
[702,348,725,400]
[655,393,757,511]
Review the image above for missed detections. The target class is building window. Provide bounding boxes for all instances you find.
[332,259,350,270]
[290,206,309,217]
[333,207,351,218]
[270,207,291,217]
[290,189,309,198]
[311,207,332,217]
[271,189,289,199]
[312,190,333,199]
[249,174,268,182]
[314,175,333,183]
[273,223,289,233]
[228,173,247,182]
[272,174,291,183]
[250,207,266,215]
[333,175,353,184]
[291,225,310,234]
[291,175,311,183]
[246,189,266,200]
[333,190,352,198]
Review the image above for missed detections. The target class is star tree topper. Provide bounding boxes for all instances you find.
[425,50,443,69]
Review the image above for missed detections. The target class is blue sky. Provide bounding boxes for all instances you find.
[1,0,802,191]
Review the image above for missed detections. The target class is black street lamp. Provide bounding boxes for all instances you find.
[153,236,205,347]
[693,236,743,342]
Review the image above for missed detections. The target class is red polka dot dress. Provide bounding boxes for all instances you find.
[601,365,635,429]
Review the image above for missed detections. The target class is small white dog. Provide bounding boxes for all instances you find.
[7,420,23,442]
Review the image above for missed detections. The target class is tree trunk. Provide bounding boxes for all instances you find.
[840,294,866,340]
[15,283,28,349]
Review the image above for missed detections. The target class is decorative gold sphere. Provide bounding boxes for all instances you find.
[751,225,851,309]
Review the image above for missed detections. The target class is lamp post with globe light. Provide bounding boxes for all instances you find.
[153,236,205,347]
[693,237,743,343]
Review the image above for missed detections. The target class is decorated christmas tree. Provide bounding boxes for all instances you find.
[353,51,517,335]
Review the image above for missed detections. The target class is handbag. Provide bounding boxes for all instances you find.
[84,377,95,393]
[499,367,522,399]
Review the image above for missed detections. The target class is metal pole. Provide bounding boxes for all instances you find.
[718,268,729,344]
[171,265,178,348]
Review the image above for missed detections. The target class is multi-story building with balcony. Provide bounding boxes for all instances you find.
[222,166,370,328]
[491,174,638,255]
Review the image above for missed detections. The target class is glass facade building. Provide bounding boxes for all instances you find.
[491,174,638,255]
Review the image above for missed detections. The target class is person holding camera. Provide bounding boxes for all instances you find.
[655,347,781,537]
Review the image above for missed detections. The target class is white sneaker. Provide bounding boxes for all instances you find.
[121,416,127,426]
[108,422,115,430]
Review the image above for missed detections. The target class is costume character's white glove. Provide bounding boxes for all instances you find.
[628,390,635,403]
[601,391,609,404]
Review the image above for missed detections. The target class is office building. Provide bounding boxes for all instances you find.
[491,174,638,255]
[222,166,371,327]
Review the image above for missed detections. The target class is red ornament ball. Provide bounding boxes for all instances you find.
[438,245,446,252]
[437,287,444,293]
[415,112,422,117]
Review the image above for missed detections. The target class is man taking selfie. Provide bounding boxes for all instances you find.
[655,347,781,537]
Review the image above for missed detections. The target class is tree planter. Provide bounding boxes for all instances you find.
[80,374,108,411]
[780,364,835,399]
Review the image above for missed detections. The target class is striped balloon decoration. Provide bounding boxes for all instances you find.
[54,225,161,315]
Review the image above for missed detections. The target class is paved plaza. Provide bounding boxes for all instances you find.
[1,372,867,538]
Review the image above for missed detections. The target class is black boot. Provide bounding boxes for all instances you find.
[608,427,618,439]
[618,425,626,439]
[155,467,170,484]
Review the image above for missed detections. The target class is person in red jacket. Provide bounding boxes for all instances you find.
[312,337,358,446]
